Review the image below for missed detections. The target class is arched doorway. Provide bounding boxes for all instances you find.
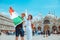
[58,26,60,31]
[52,25,57,34]
[58,26,60,34]
[43,24,50,33]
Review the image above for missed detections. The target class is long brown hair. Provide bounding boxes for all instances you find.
[27,15,33,20]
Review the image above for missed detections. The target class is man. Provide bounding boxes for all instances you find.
[15,13,25,40]
[9,7,25,40]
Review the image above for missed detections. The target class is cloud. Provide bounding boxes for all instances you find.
[0,12,10,17]
[0,9,5,11]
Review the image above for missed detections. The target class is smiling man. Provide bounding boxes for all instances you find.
[9,7,25,40]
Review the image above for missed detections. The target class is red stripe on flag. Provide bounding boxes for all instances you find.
[9,7,14,15]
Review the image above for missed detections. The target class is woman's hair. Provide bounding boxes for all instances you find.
[28,15,33,20]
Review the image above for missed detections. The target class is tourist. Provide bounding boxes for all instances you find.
[25,15,33,40]
[32,27,36,36]
[9,7,25,40]
[37,26,41,35]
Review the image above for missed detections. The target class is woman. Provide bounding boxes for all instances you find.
[25,15,33,40]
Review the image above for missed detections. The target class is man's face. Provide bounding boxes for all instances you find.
[22,14,25,18]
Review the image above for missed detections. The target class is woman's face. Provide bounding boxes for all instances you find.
[28,15,32,20]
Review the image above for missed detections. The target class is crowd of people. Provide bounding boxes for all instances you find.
[31,25,60,37]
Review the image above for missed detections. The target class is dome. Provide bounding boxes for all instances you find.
[46,13,56,19]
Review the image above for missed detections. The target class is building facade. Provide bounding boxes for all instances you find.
[0,13,15,31]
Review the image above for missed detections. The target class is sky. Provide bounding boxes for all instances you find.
[0,0,60,17]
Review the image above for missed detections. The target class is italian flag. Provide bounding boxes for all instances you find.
[9,7,23,26]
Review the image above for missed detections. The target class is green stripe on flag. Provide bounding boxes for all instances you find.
[12,16,23,25]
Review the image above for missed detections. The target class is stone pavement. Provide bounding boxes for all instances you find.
[0,34,60,40]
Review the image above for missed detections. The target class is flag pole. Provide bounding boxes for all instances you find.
[25,9,28,19]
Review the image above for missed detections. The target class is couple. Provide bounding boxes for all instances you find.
[9,7,33,40]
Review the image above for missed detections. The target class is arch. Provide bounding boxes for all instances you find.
[52,25,57,31]
[58,26,60,32]
[43,24,50,32]
[52,25,58,34]
[57,26,60,34]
